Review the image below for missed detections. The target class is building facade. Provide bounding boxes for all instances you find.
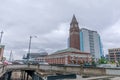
[46,48,92,65]
[69,15,80,50]
[68,15,103,60]
[23,52,48,64]
[0,45,5,61]
[108,48,120,62]
[33,15,94,65]
[80,28,103,60]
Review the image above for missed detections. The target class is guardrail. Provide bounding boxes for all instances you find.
[0,64,120,77]
[0,65,7,77]
[39,65,120,76]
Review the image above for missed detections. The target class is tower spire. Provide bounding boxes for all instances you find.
[70,14,78,25]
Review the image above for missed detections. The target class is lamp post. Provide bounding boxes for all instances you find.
[28,36,32,54]
[27,36,37,63]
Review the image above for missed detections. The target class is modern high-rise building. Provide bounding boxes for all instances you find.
[80,28,103,60]
[69,15,103,60]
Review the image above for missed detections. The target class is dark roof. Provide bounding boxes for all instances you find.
[50,48,89,55]
[54,48,81,54]
[27,52,48,58]
[70,14,78,25]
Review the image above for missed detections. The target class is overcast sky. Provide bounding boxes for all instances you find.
[0,0,120,60]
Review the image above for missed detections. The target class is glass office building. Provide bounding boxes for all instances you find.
[80,28,104,60]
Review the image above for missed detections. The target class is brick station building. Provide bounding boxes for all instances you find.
[35,15,92,65]
[46,48,92,65]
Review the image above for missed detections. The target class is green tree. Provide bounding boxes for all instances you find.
[99,57,107,64]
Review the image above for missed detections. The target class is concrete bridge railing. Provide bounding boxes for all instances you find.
[106,68,120,76]
[38,65,105,75]
[0,64,120,76]
[0,65,7,77]
[38,65,120,76]
[6,65,28,70]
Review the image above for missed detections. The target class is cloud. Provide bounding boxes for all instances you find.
[101,19,120,54]
[0,0,120,59]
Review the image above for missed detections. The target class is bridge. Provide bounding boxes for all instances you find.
[0,64,120,80]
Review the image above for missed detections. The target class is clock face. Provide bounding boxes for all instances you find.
[70,24,78,28]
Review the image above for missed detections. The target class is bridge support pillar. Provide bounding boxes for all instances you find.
[4,73,8,80]
[21,71,25,80]
[26,71,43,80]
[32,74,43,80]
[3,71,12,80]
[23,71,26,80]
[7,71,12,80]
[26,72,29,80]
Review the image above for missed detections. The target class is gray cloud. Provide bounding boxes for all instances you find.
[0,0,120,59]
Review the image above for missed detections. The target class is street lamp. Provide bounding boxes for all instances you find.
[28,36,32,54]
[27,36,37,63]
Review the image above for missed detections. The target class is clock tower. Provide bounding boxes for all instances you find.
[69,15,80,50]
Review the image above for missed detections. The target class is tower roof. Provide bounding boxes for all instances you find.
[50,48,90,55]
[70,14,78,24]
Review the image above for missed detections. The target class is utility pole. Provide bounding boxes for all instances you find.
[28,36,32,54]
[27,36,32,64]
[27,36,37,63]
[0,31,3,44]
[9,50,13,62]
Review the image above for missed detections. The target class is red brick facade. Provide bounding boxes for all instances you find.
[34,16,92,65]
[45,48,92,65]
[0,45,5,61]
[69,15,80,50]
